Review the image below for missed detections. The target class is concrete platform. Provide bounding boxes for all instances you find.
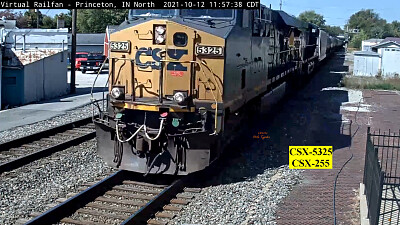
[0,92,105,132]
[0,70,108,132]
[275,52,400,224]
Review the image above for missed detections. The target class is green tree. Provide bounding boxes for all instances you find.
[349,30,369,49]
[24,9,43,28]
[0,9,28,28]
[77,9,128,33]
[41,15,56,29]
[347,9,388,38]
[323,25,344,36]
[390,21,400,37]
[298,10,326,27]
[58,12,72,29]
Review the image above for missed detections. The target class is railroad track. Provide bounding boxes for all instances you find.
[23,170,200,225]
[0,117,96,173]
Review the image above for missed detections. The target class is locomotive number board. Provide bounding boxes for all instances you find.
[195,45,224,57]
[110,41,131,53]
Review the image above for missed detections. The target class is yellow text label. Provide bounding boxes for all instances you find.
[289,146,333,169]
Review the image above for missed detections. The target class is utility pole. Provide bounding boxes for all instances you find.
[35,9,39,28]
[70,9,77,94]
[280,0,282,10]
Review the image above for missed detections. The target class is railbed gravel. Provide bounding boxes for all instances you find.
[169,139,303,225]
[0,139,116,225]
[0,102,103,144]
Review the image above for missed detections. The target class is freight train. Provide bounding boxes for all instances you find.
[94,8,344,175]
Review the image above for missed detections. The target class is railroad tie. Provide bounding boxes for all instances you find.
[112,185,161,195]
[176,193,194,199]
[147,219,168,225]
[184,187,202,193]
[105,190,154,200]
[170,198,189,205]
[95,196,146,206]
[155,211,176,219]
[60,217,109,225]
[163,205,183,211]
[122,180,168,188]
[85,202,137,214]
[77,208,127,220]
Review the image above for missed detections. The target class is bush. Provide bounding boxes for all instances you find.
[342,76,400,91]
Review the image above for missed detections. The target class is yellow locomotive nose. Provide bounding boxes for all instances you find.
[109,19,224,108]
[109,20,197,104]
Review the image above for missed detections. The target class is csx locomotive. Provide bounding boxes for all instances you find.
[94,8,343,175]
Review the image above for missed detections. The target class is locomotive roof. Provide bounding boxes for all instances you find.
[276,10,309,30]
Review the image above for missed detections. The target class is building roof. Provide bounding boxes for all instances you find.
[372,41,400,49]
[362,38,383,43]
[0,19,16,29]
[2,28,69,47]
[67,33,105,46]
[354,51,380,56]
[9,49,64,66]
[382,37,400,45]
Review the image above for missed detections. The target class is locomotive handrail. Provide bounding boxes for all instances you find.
[160,58,221,135]
[134,30,153,40]
[110,57,134,61]
[90,56,110,119]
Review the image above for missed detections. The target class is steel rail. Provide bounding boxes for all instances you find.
[25,170,126,225]
[25,170,186,225]
[0,117,95,173]
[0,117,93,151]
[121,179,185,225]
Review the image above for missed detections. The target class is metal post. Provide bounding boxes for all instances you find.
[22,34,26,52]
[70,9,77,94]
[35,9,39,28]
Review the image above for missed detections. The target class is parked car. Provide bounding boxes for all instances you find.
[80,54,107,73]
[75,52,89,70]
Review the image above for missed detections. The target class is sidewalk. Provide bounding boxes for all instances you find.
[0,92,106,132]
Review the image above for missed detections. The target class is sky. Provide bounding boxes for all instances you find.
[5,1,400,29]
[264,0,400,28]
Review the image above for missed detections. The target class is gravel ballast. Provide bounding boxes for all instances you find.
[169,137,303,225]
[0,103,101,144]
[0,139,115,225]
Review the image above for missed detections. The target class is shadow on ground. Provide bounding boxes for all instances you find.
[195,51,352,187]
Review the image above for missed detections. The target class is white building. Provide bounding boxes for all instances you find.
[1,28,69,108]
[1,28,69,51]
[354,39,400,77]
[362,39,383,52]
[372,41,400,77]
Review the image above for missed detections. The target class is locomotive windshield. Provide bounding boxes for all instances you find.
[180,9,234,19]
[129,10,176,18]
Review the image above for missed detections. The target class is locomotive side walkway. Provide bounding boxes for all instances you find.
[273,52,400,224]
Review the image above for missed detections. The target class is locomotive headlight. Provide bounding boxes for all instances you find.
[155,35,166,44]
[155,26,166,35]
[173,92,186,104]
[154,25,166,45]
[111,86,125,100]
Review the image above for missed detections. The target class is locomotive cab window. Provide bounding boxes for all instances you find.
[180,9,234,18]
[252,10,266,36]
